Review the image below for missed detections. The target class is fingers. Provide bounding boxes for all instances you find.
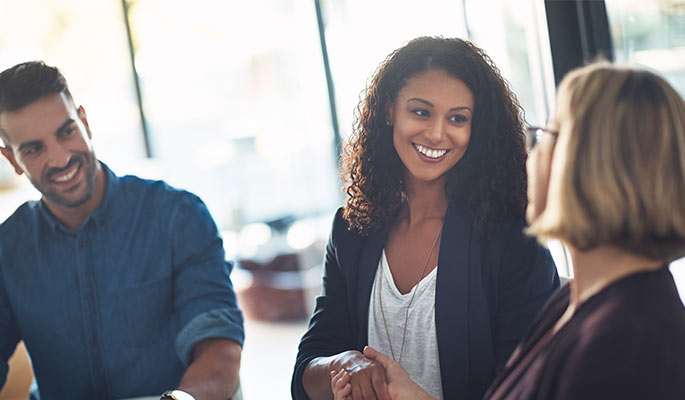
[360,373,378,400]
[333,349,391,400]
[356,360,389,400]
[370,366,391,400]
[345,365,385,400]
[364,346,393,370]
[363,346,379,360]
[330,370,351,400]
[351,381,365,400]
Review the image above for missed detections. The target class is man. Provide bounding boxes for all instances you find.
[0,61,244,400]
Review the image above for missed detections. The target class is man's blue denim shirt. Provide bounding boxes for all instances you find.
[0,163,244,399]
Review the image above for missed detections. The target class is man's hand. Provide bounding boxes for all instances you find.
[363,346,435,400]
[176,338,242,400]
[330,350,390,400]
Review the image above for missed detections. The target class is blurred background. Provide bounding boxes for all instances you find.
[0,0,683,398]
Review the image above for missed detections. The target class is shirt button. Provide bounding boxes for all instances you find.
[85,293,92,300]
[79,240,87,247]
[92,347,99,354]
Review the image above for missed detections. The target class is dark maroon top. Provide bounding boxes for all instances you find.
[485,267,685,400]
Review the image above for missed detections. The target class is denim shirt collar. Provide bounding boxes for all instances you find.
[38,161,119,235]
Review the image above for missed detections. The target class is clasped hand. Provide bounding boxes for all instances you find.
[329,349,390,400]
[331,347,435,400]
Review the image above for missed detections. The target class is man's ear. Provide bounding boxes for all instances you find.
[0,146,24,175]
[77,106,92,139]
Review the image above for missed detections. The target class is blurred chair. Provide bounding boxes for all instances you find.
[0,341,32,400]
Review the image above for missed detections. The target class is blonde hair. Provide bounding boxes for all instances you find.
[529,62,685,262]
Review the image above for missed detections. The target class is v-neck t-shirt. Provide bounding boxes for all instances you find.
[368,250,443,399]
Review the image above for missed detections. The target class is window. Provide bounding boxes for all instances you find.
[0,0,144,220]
[605,0,685,296]
[127,0,340,230]
[606,0,685,95]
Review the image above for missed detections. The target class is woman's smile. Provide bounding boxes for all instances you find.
[412,142,450,161]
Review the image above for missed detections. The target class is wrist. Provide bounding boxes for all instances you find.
[161,389,196,400]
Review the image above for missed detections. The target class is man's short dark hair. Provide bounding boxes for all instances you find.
[0,61,73,146]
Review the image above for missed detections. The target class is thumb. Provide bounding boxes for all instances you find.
[364,346,393,368]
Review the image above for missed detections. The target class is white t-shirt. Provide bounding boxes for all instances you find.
[368,250,444,399]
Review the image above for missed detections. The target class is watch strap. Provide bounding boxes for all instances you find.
[161,389,196,400]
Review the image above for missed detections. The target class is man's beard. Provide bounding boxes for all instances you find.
[32,152,98,208]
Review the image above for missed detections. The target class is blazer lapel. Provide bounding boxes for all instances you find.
[436,204,473,399]
[355,229,388,348]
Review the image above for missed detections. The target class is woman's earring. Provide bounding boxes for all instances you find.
[385,120,391,126]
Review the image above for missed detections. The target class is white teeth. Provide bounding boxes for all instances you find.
[53,165,78,182]
[414,143,447,159]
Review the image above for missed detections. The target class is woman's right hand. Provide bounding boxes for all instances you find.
[330,350,390,400]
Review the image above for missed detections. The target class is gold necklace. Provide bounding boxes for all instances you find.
[378,222,443,365]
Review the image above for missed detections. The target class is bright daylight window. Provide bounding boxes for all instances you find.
[604,0,685,300]
[128,0,341,233]
[0,0,144,222]
[606,0,685,96]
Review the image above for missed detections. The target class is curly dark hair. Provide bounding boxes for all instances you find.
[341,36,527,234]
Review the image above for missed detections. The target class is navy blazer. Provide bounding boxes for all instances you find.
[292,205,559,400]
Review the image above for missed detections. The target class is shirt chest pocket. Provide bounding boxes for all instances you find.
[113,275,173,348]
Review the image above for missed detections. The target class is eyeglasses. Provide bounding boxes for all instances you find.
[526,125,558,151]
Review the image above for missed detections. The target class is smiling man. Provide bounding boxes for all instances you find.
[0,61,244,400]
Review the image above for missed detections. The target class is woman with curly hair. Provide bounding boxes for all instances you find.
[292,36,559,400]
[353,62,685,399]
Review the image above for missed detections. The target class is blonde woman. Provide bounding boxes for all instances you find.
[350,62,685,399]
